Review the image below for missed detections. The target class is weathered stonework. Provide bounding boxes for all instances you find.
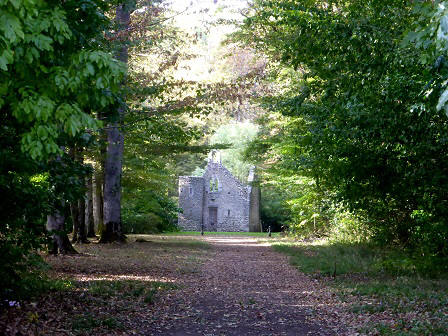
[178,152,261,232]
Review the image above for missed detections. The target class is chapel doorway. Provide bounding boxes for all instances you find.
[208,207,218,231]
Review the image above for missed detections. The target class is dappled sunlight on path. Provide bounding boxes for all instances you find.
[203,236,272,247]
[1,235,347,335]
[72,274,177,283]
[143,235,345,336]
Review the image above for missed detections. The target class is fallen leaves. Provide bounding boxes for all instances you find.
[4,235,441,335]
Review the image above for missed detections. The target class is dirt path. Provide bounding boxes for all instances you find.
[143,236,344,336]
[1,235,347,335]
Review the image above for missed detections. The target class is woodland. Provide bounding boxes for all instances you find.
[1,0,448,334]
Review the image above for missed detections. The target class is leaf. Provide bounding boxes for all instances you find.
[0,12,24,43]
[86,62,95,76]
[8,0,20,9]
[0,48,14,71]
[96,76,104,89]
[436,88,448,111]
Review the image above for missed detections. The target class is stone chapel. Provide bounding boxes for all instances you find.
[178,151,261,232]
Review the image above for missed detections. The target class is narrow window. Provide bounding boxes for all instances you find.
[227,209,230,216]
[189,187,193,196]
[209,177,219,192]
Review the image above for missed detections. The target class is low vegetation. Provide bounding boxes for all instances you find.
[160,231,280,238]
[273,240,448,335]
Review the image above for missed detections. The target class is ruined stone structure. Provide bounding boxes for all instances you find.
[178,151,261,232]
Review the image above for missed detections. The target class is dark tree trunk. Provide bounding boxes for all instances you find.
[70,202,80,243]
[93,167,104,234]
[86,175,96,237]
[101,121,125,242]
[100,3,129,243]
[47,207,77,255]
[77,194,88,243]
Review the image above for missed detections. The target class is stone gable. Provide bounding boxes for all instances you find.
[178,154,260,232]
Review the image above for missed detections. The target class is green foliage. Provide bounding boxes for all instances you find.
[121,116,200,234]
[258,186,290,232]
[0,116,49,304]
[273,241,378,276]
[71,313,123,332]
[1,0,124,302]
[274,239,448,278]
[404,1,448,116]
[122,194,180,234]
[210,121,258,181]
[122,207,178,233]
[1,0,124,160]
[236,0,448,264]
[69,279,177,331]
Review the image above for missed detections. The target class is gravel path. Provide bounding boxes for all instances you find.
[144,237,344,336]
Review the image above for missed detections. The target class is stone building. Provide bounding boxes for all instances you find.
[178,151,260,232]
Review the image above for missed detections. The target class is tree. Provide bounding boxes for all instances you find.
[100,3,130,243]
[86,175,96,237]
[1,0,124,262]
[235,0,448,260]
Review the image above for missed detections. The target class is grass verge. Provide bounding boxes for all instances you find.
[273,240,448,335]
[159,231,281,237]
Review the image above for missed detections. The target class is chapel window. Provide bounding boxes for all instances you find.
[209,177,219,192]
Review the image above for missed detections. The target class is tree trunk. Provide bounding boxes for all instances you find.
[100,4,129,243]
[86,175,96,237]
[101,120,126,242]
[47,207,77,255]
[77,194,88,243]
[93,168,104,235]
[70,202,80,243]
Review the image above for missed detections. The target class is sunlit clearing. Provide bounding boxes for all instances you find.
[205,237,271,247]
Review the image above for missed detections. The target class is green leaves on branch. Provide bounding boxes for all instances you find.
[236,0,448,259]
[1,0,125,160]
[405,1,448,115]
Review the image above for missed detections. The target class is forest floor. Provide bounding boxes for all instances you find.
[1,235,447,335]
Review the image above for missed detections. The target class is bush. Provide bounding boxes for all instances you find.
[0,143,49,305]
[122,191,180,234]
[122,213,178,234]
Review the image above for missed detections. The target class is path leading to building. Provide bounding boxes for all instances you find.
[143,236,345,335]
[1,235,348,335]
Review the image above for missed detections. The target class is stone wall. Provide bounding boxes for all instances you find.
[177,159,260,232]
[202,163,250,232]
[178,176,204,231]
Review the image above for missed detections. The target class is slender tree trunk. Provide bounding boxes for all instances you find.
[47,206,77,255]
[93,167,104,234]
[100,4,129,243]
[70,202,80,243]
[86,175,96,237]
[77,194,88,243]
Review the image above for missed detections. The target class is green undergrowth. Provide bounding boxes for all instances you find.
[71,312,124,333]
[77,279,178,300]
[1,262,75,308]
[128,235,211,249]
[69,280,177,334]
[273,240,448,335]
